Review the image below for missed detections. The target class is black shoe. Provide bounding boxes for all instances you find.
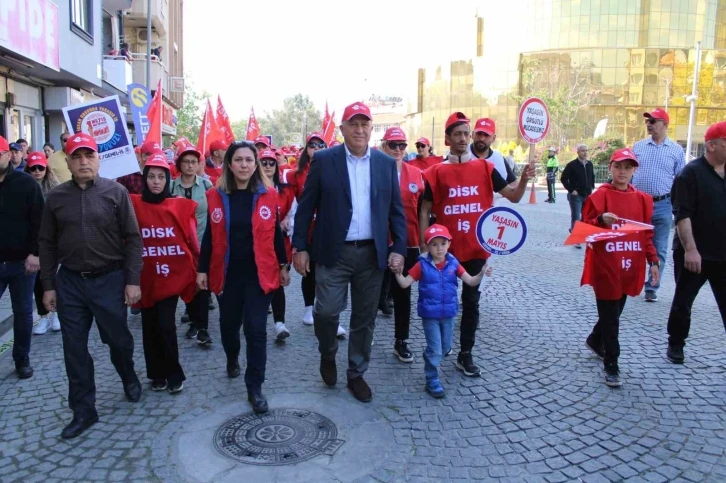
[185,325,198,340]
[320,358,337,387]
[248,391,269,414]
[444,348,452,357]
[347,377,373,402]
[393,340,414,363]
[378,300,393,316]
[227,362,241,378]
[667,344,685,364]
[15,358,34,379]
[181,312,190,323]
[61,413,99,439]
[585,335,605,360]
[645,290,658,302]
[197,329,212,346]
[456,352,480,377]
[208,300,216,311]
[124,379,142,402]
[150,379,167,391]
[386,297,394,309]
[604,368,622,387]
[168,381,184,394]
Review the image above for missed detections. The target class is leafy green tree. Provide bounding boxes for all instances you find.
[587,136,625,166]
[175,78,211,143]
[258,94,323,147]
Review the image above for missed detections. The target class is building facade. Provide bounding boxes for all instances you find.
[407,0,726,158]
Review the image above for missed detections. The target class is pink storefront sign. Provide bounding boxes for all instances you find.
[0,0,60,71]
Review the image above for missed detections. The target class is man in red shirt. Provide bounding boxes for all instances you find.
[419,112,535,377]
[204,140,227,185]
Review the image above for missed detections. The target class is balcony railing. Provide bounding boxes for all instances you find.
[130,53,168,96]
[102,56,133,92]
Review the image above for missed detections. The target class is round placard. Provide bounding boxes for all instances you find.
[518,97,551,144]
[476,207,528,256]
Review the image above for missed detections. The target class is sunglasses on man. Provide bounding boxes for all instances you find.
[645,118,663,125]
[29,165,46,172]
[307,142,326,149]
[387,142,408,150]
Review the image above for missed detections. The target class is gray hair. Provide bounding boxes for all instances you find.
[575,143,588,151]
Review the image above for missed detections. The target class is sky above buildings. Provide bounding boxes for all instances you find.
[183,0,494,121]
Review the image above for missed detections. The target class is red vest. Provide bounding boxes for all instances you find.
[423,160,495,262]
[131,195,199,308]
[204,163,223,185]
[282,165,315,242]
[399,162,424,247]
[581,185,656,300]
[410,155,443,171]
[206,187,281,295]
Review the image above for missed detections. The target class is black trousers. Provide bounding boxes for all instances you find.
[33,274,49,316]
[141,295,185,385]
[667,249,726,347]
[219,271,273,391]
[186,289,210,331]
[302,262,316,307]
[56,268,137,418]
[589,295,628,370]
[389,247,421,341]
[460,259,486,353]
[271,286,285,322]
[546,177,557,201]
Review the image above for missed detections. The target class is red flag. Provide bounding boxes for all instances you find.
[322,101,331,132]
[144,80,163,144]
[322,111,336,145]
[245,107,260,141]
[565,221,653,246]
[216,95,235,145]
[197,99,223,159]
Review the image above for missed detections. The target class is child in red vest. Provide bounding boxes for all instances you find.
[394,225,491,398]
[581,148,660,387]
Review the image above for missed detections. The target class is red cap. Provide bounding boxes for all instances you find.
[175,140,201,161]
[209,140,228,153]
[253,136,270,148]
[473,118,496,136]
[342,102,372,122]
[0,135,9,153]
[705,121,726,142]
[424,224,453,244]
[329,140,342,147]
[444,112,470,133]
[144,153,170,171]
[416,137,431,146]
[66,133,98,155]
[259,149,276,161]
[140,139,163,155]
[382,127,407,142]
[610,147,639,166]
[26,151,48,168]
[643,108,670,124]
[306,132,325,144]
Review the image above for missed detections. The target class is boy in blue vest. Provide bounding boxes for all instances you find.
[394,224,491,398]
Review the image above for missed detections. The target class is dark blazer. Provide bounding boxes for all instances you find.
[560,158,595,196]
[293,144,407,271]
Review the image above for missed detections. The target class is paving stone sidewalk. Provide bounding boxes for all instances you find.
[0,190,725,482]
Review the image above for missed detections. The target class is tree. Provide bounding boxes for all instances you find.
[175,78,211,143]
[258,94,323,147]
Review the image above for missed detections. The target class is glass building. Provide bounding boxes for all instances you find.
[406,0,726,158]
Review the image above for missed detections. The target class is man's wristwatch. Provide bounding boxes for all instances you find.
[649,261,661,267]
[280,263,291,271]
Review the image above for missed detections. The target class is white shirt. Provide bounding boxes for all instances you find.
[486,150,509,180]
[345,144,373,241]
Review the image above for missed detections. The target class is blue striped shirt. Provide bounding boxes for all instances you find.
[631,137,685,197]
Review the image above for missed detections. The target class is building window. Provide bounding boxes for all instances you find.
[71,0,93,43]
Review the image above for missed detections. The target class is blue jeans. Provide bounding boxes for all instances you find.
[422,318,454,383]
[567,193,586,231]
[645,199,672,292]
[0,261,36,363]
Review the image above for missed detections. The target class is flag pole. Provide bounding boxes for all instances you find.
[685,40,702,163]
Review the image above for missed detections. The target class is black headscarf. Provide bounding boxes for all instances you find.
[141,165,172,204]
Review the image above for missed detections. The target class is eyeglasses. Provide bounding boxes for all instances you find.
[29,165,46,172]
[180,159,199,165]
[386,142,408,151]
[415,144,426,149]
[645,118,662,125]
[61,138,69,143]
[260,160,276,167]
[307,142,326,149]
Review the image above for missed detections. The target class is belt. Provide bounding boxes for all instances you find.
[64,261,123,279]
[653,193,671,202]
[344,239,374,247]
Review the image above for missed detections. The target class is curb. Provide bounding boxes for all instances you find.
[0,313,13,358]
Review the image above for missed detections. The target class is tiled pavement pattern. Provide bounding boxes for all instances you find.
[0,189,724,482]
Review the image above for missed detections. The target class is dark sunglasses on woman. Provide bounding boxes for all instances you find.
[387,142,408,150]
[260,160,276,167]
[29,165,46,172]
[307,142,326,149]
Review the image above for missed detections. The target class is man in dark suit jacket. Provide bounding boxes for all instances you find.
[293,101,407,402]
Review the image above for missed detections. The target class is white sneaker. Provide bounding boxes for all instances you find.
[336,325,347,339]
[33,316,50,335]
[275,322,290,340]
[50,312,61,331]
[302,306,314,326]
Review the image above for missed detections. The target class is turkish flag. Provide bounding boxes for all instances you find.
[216,95,236,145]
[565,220,653,246]
[144,80,163,144]
[323,111,336,145]
[245,107,260,141]
[197,99,223,159]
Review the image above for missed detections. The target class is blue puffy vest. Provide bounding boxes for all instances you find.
[417,253,460,319]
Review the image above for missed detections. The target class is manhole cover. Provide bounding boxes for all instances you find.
[213,408,345,466]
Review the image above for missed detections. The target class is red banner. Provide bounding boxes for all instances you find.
[216,95,236,145]
[197,99,223,159]
[323,110,336,146]
[144,80,163,144]
[564,220,652,246]
[245,107,260,141]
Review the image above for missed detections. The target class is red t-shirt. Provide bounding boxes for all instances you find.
[408,260,466,281]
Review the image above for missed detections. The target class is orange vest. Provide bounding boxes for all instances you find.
[399,162,424,247]
[423,160,495,262]
[206,187,281,295]
[131,195,199,308]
